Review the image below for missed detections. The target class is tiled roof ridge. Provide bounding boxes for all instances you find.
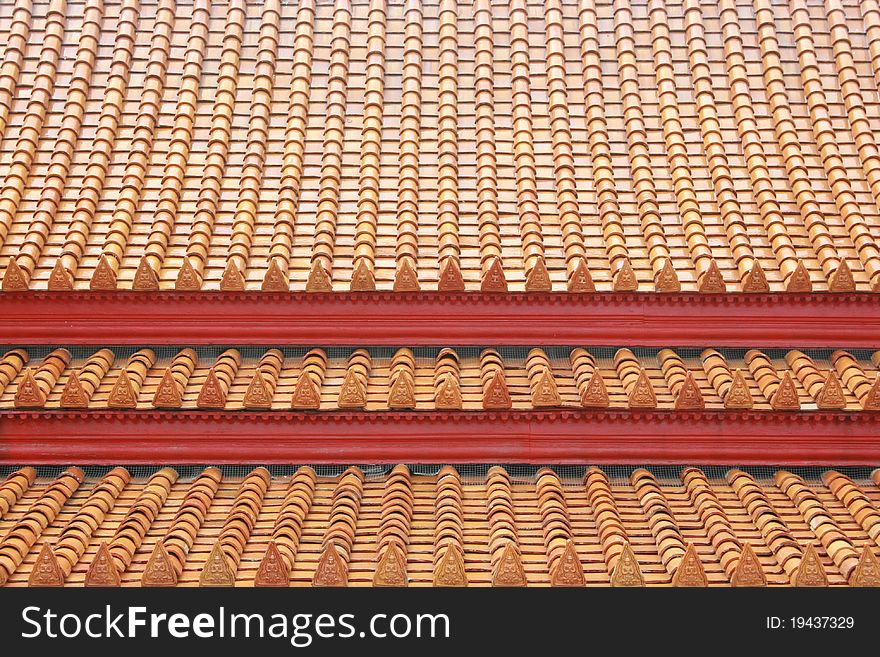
[314,465,363,586]
[0,0,33,144]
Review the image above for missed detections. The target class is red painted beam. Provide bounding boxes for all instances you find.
[1,409,877,465]
[0,290,878,346]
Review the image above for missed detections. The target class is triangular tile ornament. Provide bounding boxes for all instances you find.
[28,543,64,587]
[483,371,512,409]
[435,376,462,410]
[85,543,121,587]
[580,370,610,408]
[874,274,880,292]
[731,543,766,587]
[60,372,88,408]
[152,368,183,408]
[433,544,467,587]
[197,368,227,409]
[654,258,680,292]
[795,543,828,587]
[568,258,595,293]
[697,259,726,293]
[175,257,202,290]
[261,258,289,292]
[220,260,246,291]
[48,260,74,290]
[672,544,708,587]
[771,371,800,410]
[142,541,178,587]
[829,259,855,293]
[132,257,159,291]
[532,368,561,407]
[551,540,585,587]
[388,374,415,409]
[524,257,552,292]
[611,543,645,587]
[200,542,236,587]
[107,370,137,409]
[2,258,28,291]
[612,258,638,292]
[785,260,812,293]
[725,369,754,409]
[306,260,333,292]
[374,542,408,587]
[14,368,45,408]
[742,260,770,293]
[350,259,376,291]
[816,371,846,410]
[90,254,118,290]
[337,370,366,409]
[393,258,420,292]
[674,371,704,410]
[863,375,880,411]
[480,257,507,293]
[291,375,321,410]
[850,545,880,587]
[492,542,527,587]
[244,371,274,409]
[254,541,290,587]
[313,542,348,587]
[438,257,465,292]
[628,369,657,409]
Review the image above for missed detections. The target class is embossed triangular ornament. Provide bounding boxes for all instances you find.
[433,544,467,587]
[261,258,289,292]
[152,368,182,408]
[672,544,708,587]
[524,257,552,292]
[725,369,753,409]
[313,542,348,587]
[785,260,812,293]
[483,371,511,409]
[85,543,121,587]
[220,260,246,291]
[197,368,226,409]
[14,368,45,408]
[435,376,462,410]
[48,260,74,290]
[175,257,202,290]
[731,543,766,587]
[771,371,800,410]
[580,370,609,408]
[2,258,28,291]
[674,371,704,410]
[337,370,367,409]
[863,375,880,411]
[532,369,561,407]
[551,540,584,587]
[393,258,420,292]
[142,541,178,587]
[850,546,880,587]
[697,259,726,293]
[291,375,321,410]
[200,542,236,587]
[90,254,118,290]
[60,371,88,408]
[492,542,526,587]
[350,259,376,291]
[742,260,770,293]
[244,371,274,409]
[480,257,507,293]
[438,257,465,292]
[654,258,680,292]
[254,541,290,587]
[374,542,408,587]
[306,261,333,292]
[829,259,856,293]
[628,369,657,409]
[816,371,846,410]
[388,374,415,409]
[108,370,137,409]
[611,543,645,587]
[132,257,159,291]
[28,543,64,587]
[795,543,828,587]
[567,258,595,293]
[612,258,638,292]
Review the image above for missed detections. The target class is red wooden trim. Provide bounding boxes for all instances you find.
[1,409,877,465]
[0,290,877,346]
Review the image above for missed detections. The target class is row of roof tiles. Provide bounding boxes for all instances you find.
[2,346,880,412]
[1,465,878,587]
[2,0,880,292]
